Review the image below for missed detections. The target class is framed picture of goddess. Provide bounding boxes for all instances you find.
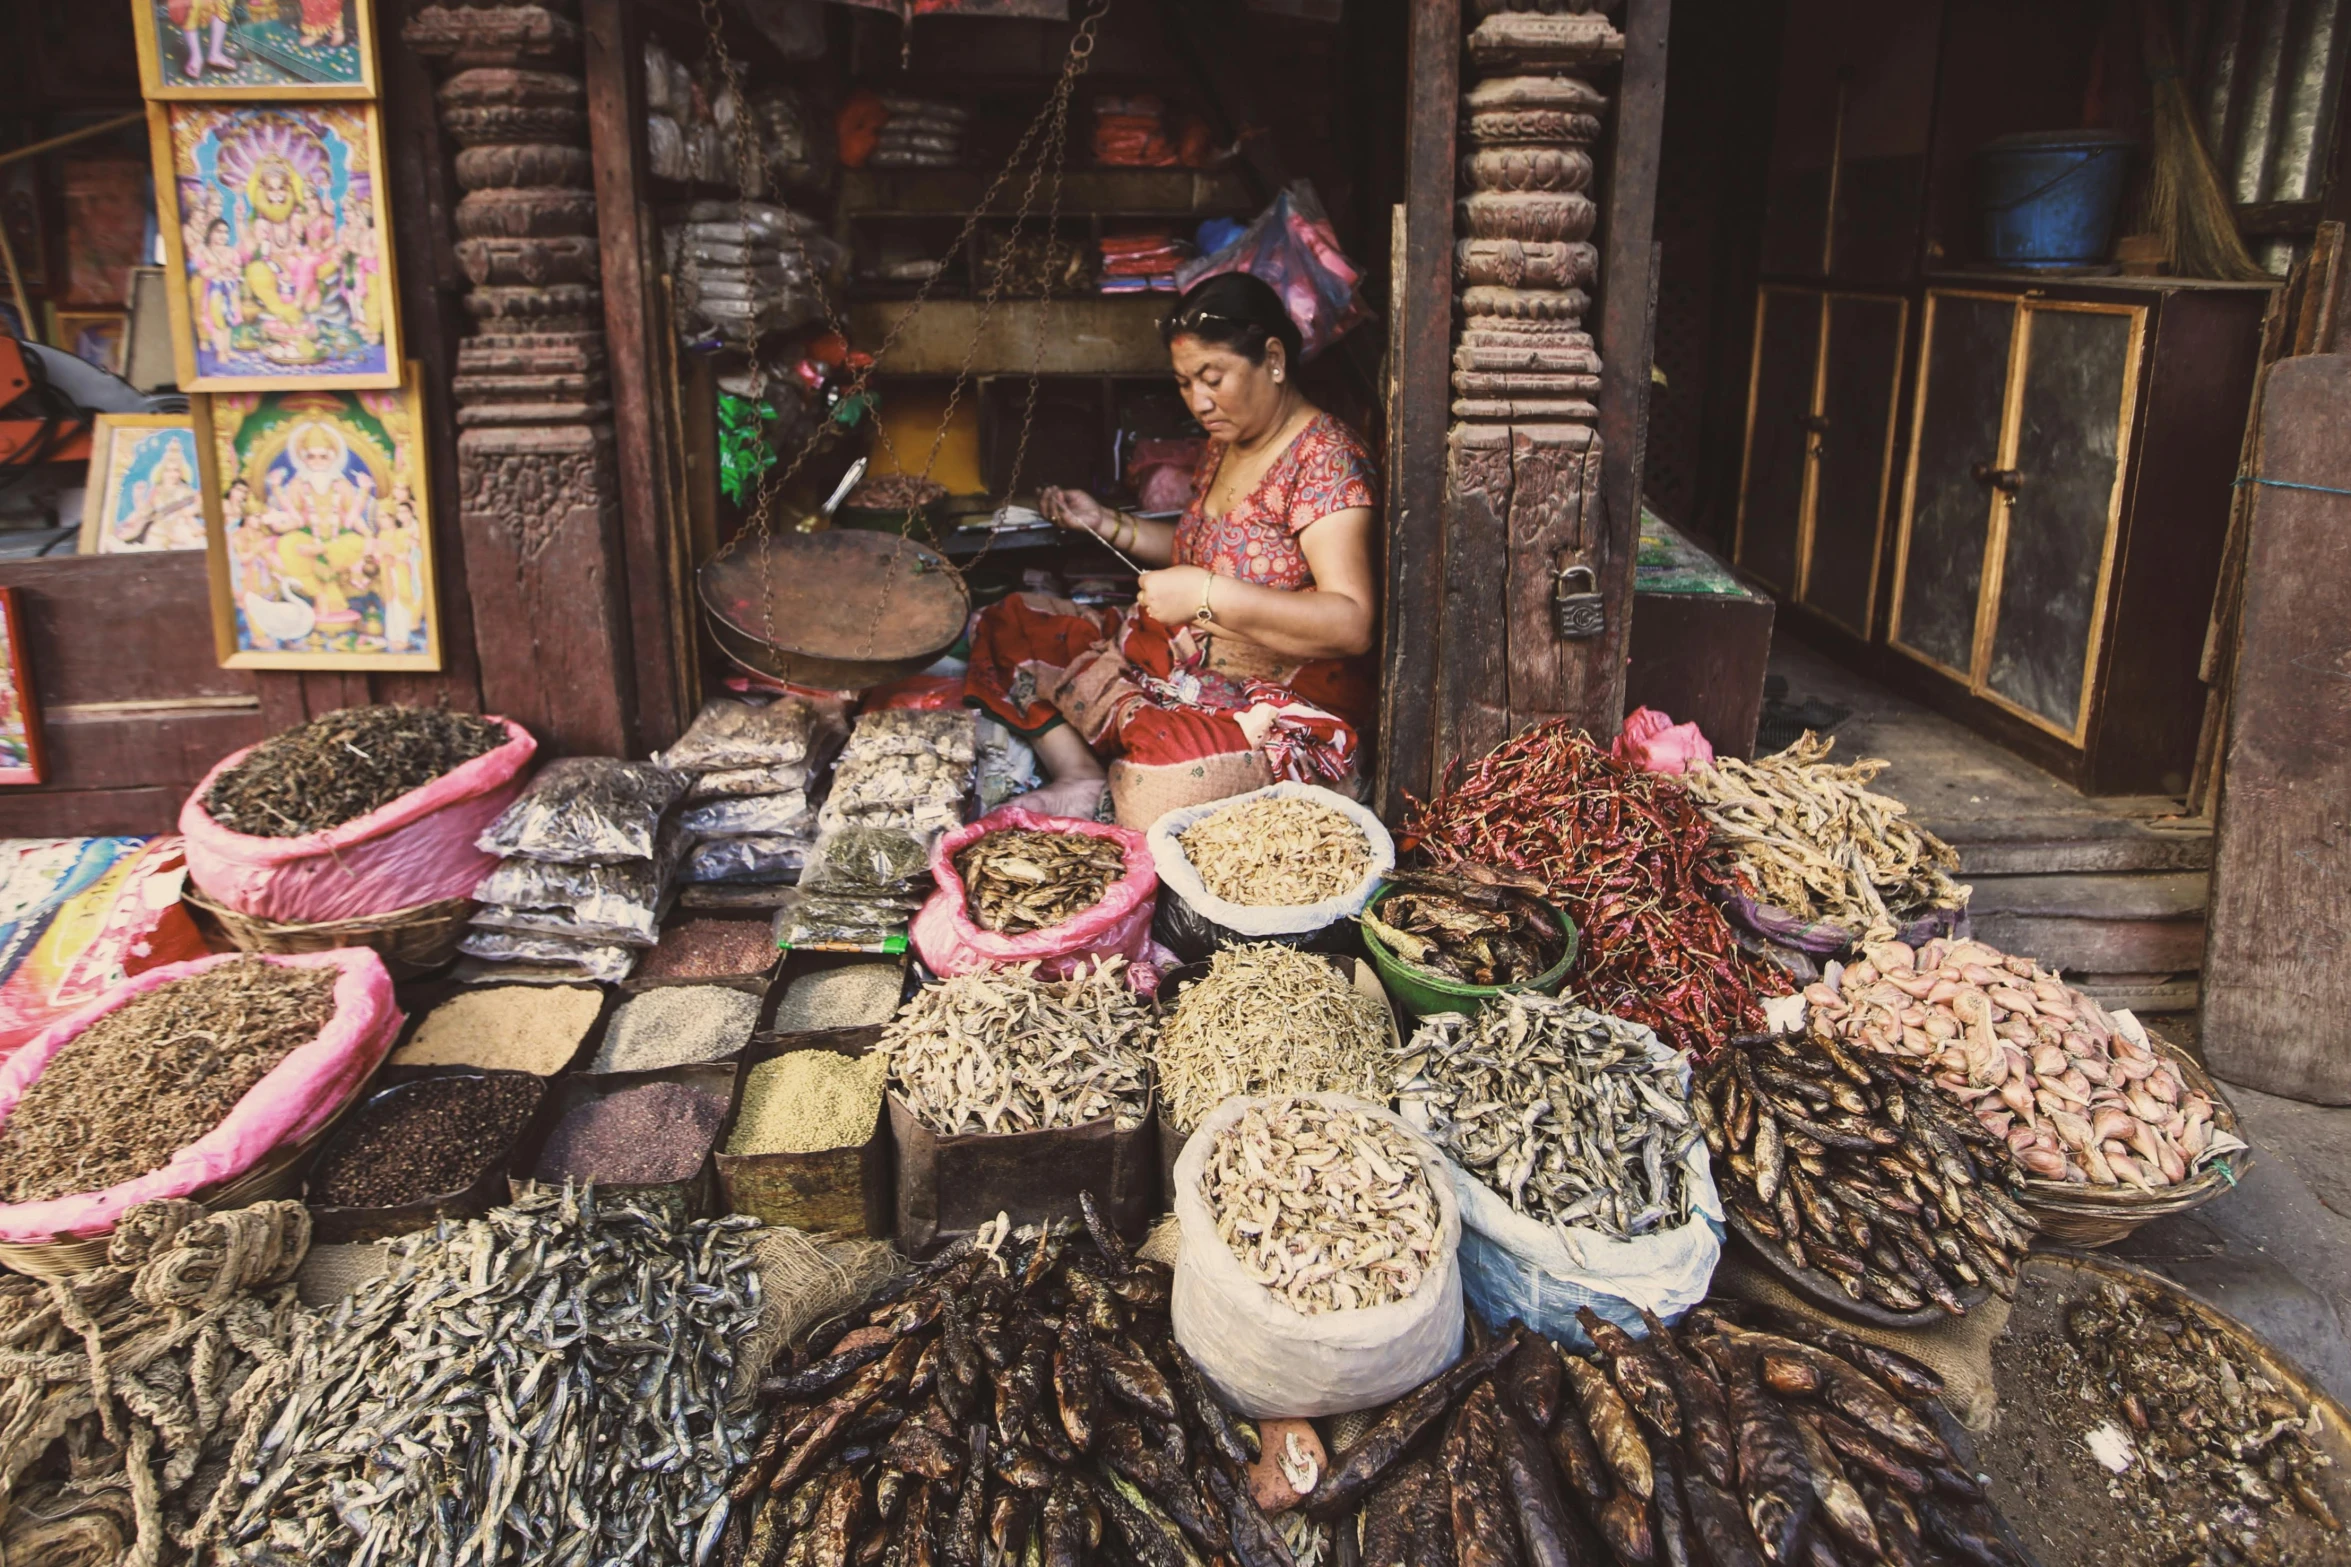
[82,414,208,553]
[196,372,441,670]
[152,102,399,392]
[132,0,377,98]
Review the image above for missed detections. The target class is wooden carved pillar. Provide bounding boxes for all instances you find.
[404,0,636,757]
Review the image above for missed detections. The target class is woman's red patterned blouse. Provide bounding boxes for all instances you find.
[1171,411,1378,591]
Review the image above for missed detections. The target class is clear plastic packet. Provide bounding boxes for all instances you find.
[688,763,811,800]
[678,792,814,838]
[842,708,978,764]
[458,927,640,982]
[477,758,690,864]
[471,843,675,946]
[816,797,966,838]
[800,824,935,898]
[974,717,1041,812]
[683,834,813,885]
[772,889,913,951]
[828,749,971,810]
[661,697,824,773]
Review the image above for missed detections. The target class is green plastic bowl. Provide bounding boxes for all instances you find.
[1359,882,1579,1019]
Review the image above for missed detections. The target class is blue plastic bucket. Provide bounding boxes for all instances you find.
[1975,130,2136,268]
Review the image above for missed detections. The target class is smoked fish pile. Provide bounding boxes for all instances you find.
[1311,1305,2027,1567]
[729,1196,1295,1567]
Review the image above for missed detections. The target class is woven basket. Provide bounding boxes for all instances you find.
[2015,1031,2250,1248]
[184,884,473,980]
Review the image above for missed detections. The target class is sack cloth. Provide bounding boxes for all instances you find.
[1146,782,1392,960]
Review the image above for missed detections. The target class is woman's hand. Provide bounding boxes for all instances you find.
[1039,486,1115,538]
[1135,565,1214,627]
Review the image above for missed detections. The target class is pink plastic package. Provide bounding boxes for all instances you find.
[911,808,1167,992]
[0,948,403,1243]
[1613,707,1716,775]
[179,717,538,923]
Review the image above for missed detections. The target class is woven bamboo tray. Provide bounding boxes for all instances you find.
[183,885,473,980]
[2014,1030,2250,1248]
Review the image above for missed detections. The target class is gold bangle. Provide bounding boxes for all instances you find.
[1193,574,1216,624]
[1121,515,1139,551]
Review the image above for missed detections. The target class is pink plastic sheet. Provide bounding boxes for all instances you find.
[180,718,538,922]
[911,808,1166,992]
[0,949,402,1243]
[1612,706,1715,775]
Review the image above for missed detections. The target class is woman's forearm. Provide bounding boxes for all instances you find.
[1197,576,1372,660]
[1104,513,1176,567]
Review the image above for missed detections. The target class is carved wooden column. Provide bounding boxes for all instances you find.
[404,0,636,756]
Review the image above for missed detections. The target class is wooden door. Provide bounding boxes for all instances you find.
[1802,292,1906,635]
[1734,285,1823,594]
[1891,289,2016,680]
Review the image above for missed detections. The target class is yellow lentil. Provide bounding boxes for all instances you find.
[727,1051,889,1154]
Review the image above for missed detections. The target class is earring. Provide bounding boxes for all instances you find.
[1274,370,1283,382]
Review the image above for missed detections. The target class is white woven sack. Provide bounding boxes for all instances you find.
[1171,1092,1463,1418]
[1146,782,1395,940]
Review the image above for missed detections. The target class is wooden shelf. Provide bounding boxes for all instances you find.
[839,167,1251,218]
[848,296,1175,374]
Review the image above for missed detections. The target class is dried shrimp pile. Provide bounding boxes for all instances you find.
[1400,995,1698,1241]
[1680,733,1968,929]
[956,828,1127,934]
[0,1200,312,1567]
[884,959,1154,1136]
[1155,944,1392,1135]
[213,1187,762,1565]
[1200,1099,1440,1316]
[1180,796,1371,907]
[1808,936,2245,1192]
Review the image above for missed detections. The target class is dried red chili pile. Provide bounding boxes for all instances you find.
[1402,721,1787,1055]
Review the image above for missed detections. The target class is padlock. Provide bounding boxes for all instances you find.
[1552,564,1603,640]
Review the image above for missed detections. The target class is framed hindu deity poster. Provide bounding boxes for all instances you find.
[194,370,441,670]
[51,309,128,375]
[151,102,400,392]
[132,0,378,98]
[0,592,45,787]
[83,414,208,554]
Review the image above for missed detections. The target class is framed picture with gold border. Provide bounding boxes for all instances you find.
[194,369,442,671]
[48,308,129,375]
[0,590,46,787]
[81,412,208,553]
[132,0,378,99]
[151,101,401,393]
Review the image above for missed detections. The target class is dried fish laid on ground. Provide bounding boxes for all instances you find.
[733,1197,1284,1567]
[1398,994,1698,1241]
[1180,796,1372,907]
[1305,1305,2023,1567]
[1680,732,1969,930]
[956,828,1128,933]
[202,704,509,837]
[0,1201,312,1567]
[1696,1031,2037,1316]
[883,958,1154,1135]
[1200,1099,1441,1316]
[1807,935,2246,1192]
[206,1186,763,1566]
[1155,944,1393,1136]
[1362,866,1566,986]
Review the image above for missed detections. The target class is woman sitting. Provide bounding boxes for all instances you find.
[966,271,1378,826]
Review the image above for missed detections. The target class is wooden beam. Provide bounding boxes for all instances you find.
[584,0,687,750]
[1374,0,1458,819]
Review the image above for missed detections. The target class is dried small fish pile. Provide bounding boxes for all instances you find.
[1200,1099,1441,1316]
[957,829,1128,934]
[1681,733,1969,929]
[1180,796,1372,907]
[203,704,508,836]
[734,1197,1293,1567]
[1154,944,1393,1136]
[1362,867,1566,987]
[0,1200,313,1567]
[1402,721,1787,1058]
[884,959,1154,1136]
[1398,995,1698,1241]
[1696,1031,2036,1316]
[1806,936,2246,1192]
[210,1186,762,1565]
[1308,1306,2022,1567]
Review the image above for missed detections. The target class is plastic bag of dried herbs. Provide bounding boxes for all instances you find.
[456,928,640,982]
[799,825,935,898]
[678,793,814,838]
[771,889,913,950]
[683,835,813,885]
[655,696,830,773]
[476,759,690,865]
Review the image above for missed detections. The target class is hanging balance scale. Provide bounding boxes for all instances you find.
[691,0,1106,691]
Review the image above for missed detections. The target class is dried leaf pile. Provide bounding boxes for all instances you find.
[1680,733,1968,929]
[1179,797,1371,908]
[0,958,337,1205]
[1362,867,1566,987]
[1697,1030,2036,1316]
[211,1186,763,1565]
[1154,944,1393,1136]
[0,1201,312,1567]
[1403,722,1786,1058]
[1399,995,1697,1241]
[1201,1099,1440,1316]
[202,706,508,838]
[1308,1308,2024,1567]
[884,959,1154,1136]
[1807,936,2245,1192]
[956,829,1128,934]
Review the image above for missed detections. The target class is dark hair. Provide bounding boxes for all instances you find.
[1162,271,1302,365]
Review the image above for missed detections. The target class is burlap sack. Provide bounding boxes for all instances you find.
[1108,750,1273,832]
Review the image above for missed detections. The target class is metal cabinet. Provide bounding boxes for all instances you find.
[1733,286,1908,638]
